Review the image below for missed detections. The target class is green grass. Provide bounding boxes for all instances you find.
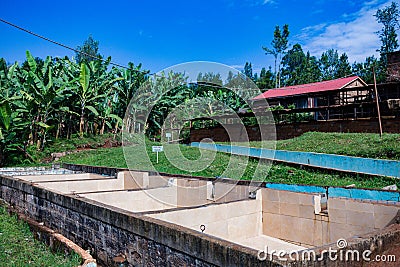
[246,132,400,160]
[0,205,82,267]
[8,133,121,167]
[61,143,400,189]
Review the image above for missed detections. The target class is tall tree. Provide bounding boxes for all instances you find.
[352,56,386,84]
[281,43,306,86]
[243,62,253,79]
[262,24,290,88]
[75,35,102,64]
[319,49,340,81]
[281,44,322,86]
[336,53,352,78]
[375,2,400,66]
[300,52,321,84]
[256,67,274,90]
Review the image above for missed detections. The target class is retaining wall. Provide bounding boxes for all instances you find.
[189,118,400,142]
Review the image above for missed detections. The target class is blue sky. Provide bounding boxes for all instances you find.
[1,0,398,74]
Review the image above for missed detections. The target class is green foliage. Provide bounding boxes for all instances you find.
[75,35,102,64]
[0,205,82,266]
[268,104,313,124]
[0,50,149,166]
[263,24,290,88]
[375,2,400,65]
[259,5,397,87]
[280,44,322,86]
[256,67,274,90]
[243,62,253,80]
[352,56,386,83]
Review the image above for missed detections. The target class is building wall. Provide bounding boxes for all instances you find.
[388,51,400,82]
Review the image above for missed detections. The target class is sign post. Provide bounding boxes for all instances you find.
[152,146,164,163]
[166,132,172,143]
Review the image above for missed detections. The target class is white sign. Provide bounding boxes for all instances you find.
[152,146,164,152]
[165,133,172,138]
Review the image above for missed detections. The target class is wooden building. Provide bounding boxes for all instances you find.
[252,76,400,121]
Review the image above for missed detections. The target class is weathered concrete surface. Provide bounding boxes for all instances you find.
[2,166,400,266]
[0,175,275,266]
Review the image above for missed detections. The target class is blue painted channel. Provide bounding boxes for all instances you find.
[265,183,400,202]
[191,142,400,179]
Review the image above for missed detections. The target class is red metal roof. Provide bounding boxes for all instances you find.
[253,76,366,100]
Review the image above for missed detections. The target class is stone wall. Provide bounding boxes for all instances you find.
[190,118,400,141]
[0,174,271,267]
[2,169,400,266]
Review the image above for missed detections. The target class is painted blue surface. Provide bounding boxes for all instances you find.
[328,187,400,202]
[265,183,326,194]
[265,183,400,202]
[191,142,400,178]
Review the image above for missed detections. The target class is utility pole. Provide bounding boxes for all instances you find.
[373,67,383,137]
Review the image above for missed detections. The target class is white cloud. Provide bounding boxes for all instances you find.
[262,0,275,4]
[295,0,399,63]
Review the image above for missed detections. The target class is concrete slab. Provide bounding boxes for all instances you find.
[16,173,109,182]
[81,187,178,212]
[239,235,306,252]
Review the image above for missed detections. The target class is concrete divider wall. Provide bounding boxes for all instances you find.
[262,189,400,247]
[149,199,262,244]
[37,178,126,194]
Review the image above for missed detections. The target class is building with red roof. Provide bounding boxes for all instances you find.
[253,76,367,101]
[252,76,374,120]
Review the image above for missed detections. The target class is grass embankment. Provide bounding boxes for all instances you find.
[0,205,81,266]
[254,132,400,160]
[12,133,121,167]
[61,140,400,189]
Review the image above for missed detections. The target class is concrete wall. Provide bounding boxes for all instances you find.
[190,118,400,141]
[149,199,262,245]
[0,175,268,266]
[118,171,171,190]
[262,189,400,247]
[2,173,400,266]
[37,178,125,194]
[82,187,178,212]
[15,173,108,182]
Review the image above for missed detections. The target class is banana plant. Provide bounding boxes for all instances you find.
[0,102,11,140]
[69,60,123,136]
[21,51,70,149]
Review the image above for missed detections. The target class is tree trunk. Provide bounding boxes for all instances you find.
[80,107,85,137]
[100,119,105,135]
[114,121,119,139]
